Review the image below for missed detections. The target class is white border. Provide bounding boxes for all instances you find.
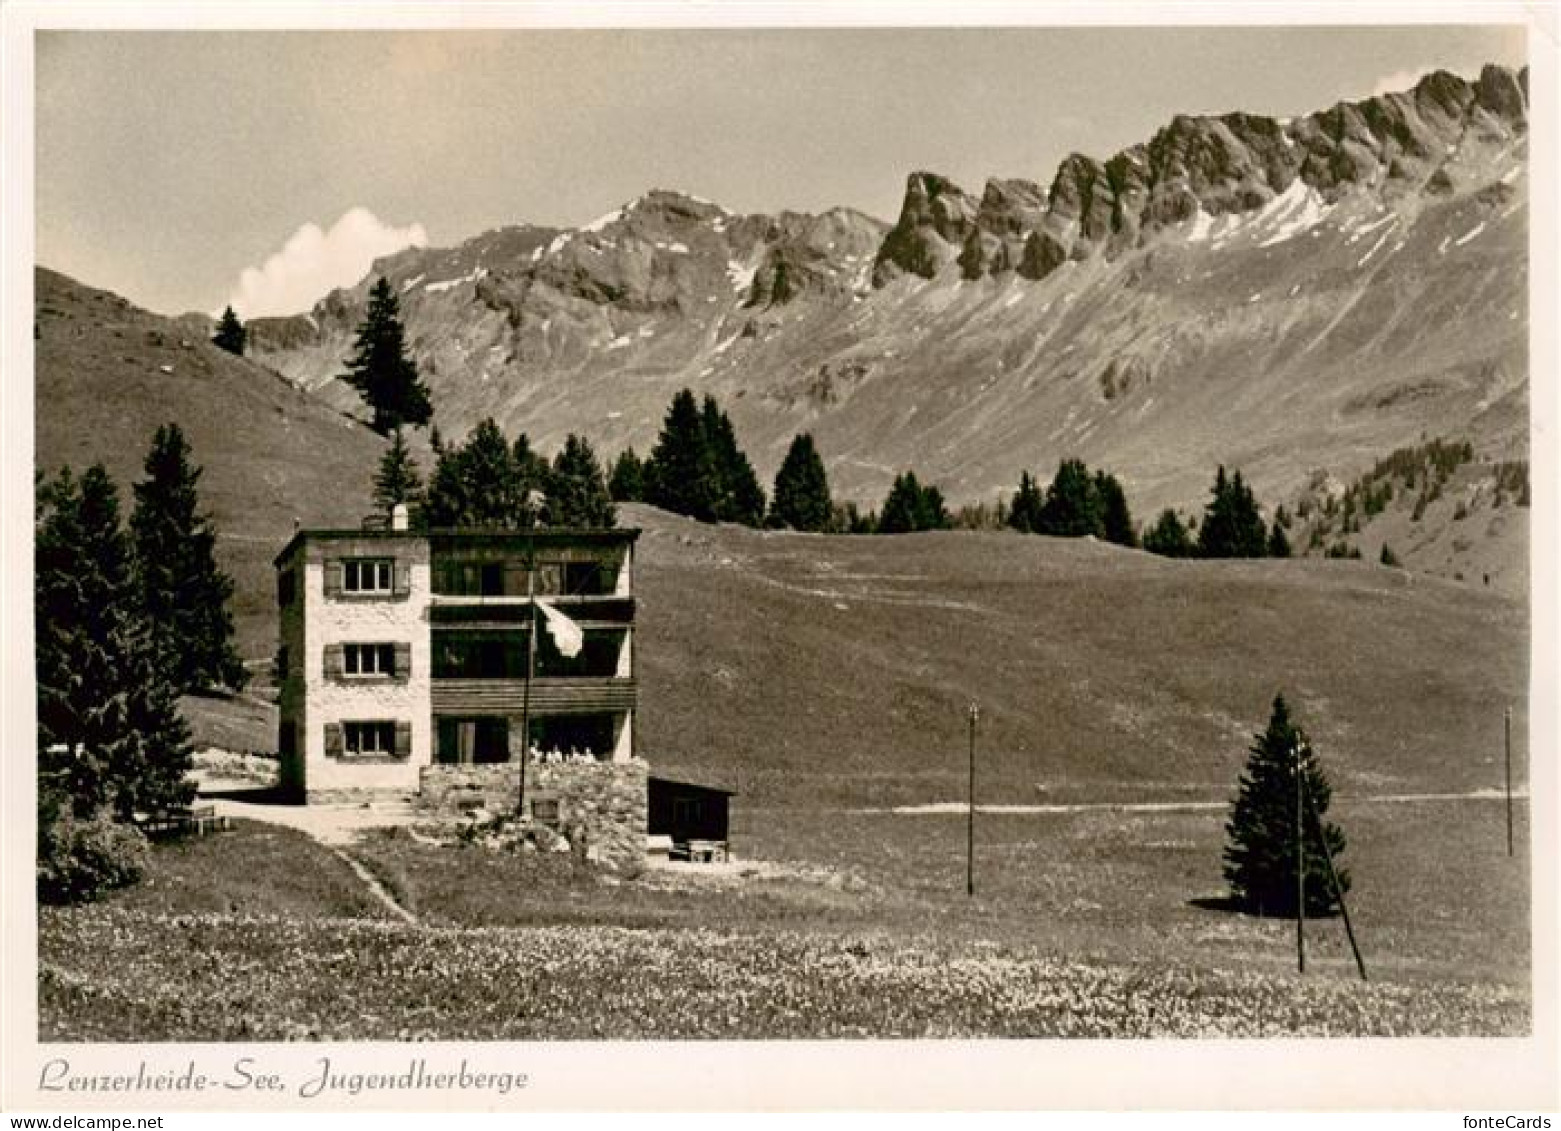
[2,0,1556,1114]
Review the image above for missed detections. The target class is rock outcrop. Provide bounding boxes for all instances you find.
[873,64,1528,284]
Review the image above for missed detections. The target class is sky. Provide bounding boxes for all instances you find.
[34,22,1528,318]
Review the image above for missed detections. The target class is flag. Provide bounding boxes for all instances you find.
[536,599,584,658]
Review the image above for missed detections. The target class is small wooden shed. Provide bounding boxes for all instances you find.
[647,776,735,861]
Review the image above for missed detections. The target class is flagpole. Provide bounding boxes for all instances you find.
[517,542,536,818]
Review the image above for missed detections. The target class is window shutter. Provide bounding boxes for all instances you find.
[394,721,411,758]
[393,642,411,679]
[324,644,343,679]
[324,722,343,758]
[323,561,343,598]
[393,563,411,597]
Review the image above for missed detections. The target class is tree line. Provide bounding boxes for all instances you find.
[37,424,245,903]
[374,419,616,531]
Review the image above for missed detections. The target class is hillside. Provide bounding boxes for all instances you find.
[627,504,1525,808]
[34,267,387,662]
[246,66,1528,545]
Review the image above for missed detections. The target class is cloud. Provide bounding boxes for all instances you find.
[1371,68,1431,98]
[226,208,427,318]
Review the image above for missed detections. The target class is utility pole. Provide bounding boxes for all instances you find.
[1295,741,1306,974]
[967,701,979,898]
[1505,706,1514,858]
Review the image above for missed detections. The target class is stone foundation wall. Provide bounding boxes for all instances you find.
[419,760,648,871]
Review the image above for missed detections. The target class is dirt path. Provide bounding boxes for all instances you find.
[862,788,1530,816]
[329,846,416,924]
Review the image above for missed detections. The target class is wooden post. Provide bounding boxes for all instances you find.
[966,702,977,897]
[1301,777,1368,981]
[1295,742,1306,974]
[1505,706,1514,858]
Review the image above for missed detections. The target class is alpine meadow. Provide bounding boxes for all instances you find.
[22,25,1542,1088]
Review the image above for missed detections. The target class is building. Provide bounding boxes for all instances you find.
[273,509,639,802]
[648,776,735,861]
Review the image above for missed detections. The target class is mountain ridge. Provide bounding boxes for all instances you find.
[80,63,1528,592]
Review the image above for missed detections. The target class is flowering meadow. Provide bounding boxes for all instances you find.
[36,808,1529,1041]
[39,909,1526,1041]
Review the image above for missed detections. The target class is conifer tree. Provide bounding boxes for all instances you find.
[340,277,433,435]
[1007,470,1046,534]
[1095,470,1137,548]
[549,434,617,528]
[1143,508,1193,558]
[701,396,766,526]
[916,481,951,531]
[878,473,926,534]
[1038,458,1102,537]
[129,424,247,693]
[37,465,194,822]
[1223,695,1349,917]
[877,472,949,533]
[212,305,246,356]
[1198,466,1269,558]
[769,433,833,532]
[608,448,645,503]
[1267,517,1292,559]
[645,389,719,521]
[422,418,539,528]
[373,426,424,519]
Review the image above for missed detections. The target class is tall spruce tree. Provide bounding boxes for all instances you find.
[422,418,539,528]
[769,433,833,531]
[1198,466,1269,558]
[608,448,646,503]
[878,471,949,533]
[549,433,616,528]
[1223,694,1349,917]
[701,396,766,526]
[373,426,423,519]
[878,473,925,534]
[1007,470,1046,533]
[340,277,433,435]
[645,389,719,521]
[212,305,246,356]
[37,465,194,822]
[1094,470,1137,548]
[129,424,247,693]
[1038,458,1102,537]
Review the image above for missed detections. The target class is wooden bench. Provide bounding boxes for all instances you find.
[143,804,231,837]
[685,839,728,864]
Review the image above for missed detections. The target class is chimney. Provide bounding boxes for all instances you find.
[391,503,409,532]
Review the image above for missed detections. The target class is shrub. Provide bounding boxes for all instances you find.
[37,796,149,905]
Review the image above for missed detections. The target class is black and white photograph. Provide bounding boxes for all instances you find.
[1,1,1556,1114]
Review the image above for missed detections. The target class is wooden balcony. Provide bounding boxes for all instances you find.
[430,677,637,716]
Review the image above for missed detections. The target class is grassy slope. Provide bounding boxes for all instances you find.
[34,267,385,663]
[628,505,1527,807]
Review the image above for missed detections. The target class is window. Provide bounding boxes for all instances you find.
[344,559,393,593]
[344,643,395,677]
[345,721,396,756]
